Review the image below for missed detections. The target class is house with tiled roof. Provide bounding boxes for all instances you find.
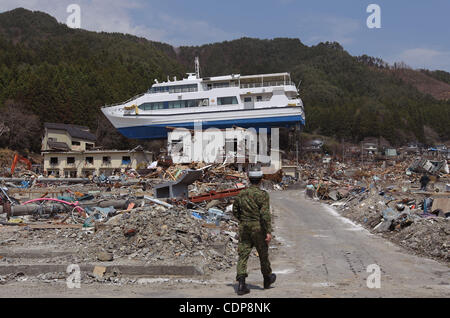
[41,122,97,152]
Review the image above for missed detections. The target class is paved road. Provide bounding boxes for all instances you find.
[1,190,449,297]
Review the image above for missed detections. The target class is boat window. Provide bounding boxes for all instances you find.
[169,84,198,93]
[218,96,238,105]
[257,96,262,102]
[244,97,252,103]
[138,98,209,111]
[169,100,186,108]
[213,82,230,89]
[170,99,203,108]
[150,84,198,94]
[150,86,170,93]
[138,102,165,110]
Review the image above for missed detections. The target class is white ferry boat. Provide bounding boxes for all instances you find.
[101,58,305,139]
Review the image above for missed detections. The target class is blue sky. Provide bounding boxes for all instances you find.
[1,0,449,71]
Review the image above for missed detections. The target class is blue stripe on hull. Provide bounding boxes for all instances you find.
[118,115,305,139]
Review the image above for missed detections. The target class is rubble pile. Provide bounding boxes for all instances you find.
[389,217,448,259]
[90,205,238,272]
[1,162,280,282]
[304,157,450,262]
[1,144,448,287]
[0,203,239,273]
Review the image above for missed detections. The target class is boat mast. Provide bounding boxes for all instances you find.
[195,56,200,79]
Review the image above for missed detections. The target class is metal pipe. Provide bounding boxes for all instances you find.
[0,178,145,185]
[0,178,90,183]
[0,200,132,216]
[0,204,67,216]
[0,178,27,183]
[82,200,130,209]
[144,196,173,208]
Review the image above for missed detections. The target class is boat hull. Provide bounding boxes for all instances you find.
[116,114,304,139]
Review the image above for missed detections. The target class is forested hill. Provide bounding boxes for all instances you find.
[0,8,449,153]
[0,8,185,129]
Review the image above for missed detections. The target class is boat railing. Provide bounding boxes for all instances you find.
[240,81,295,89]
[204,83,240,90]
[102,92,147,108]
[148,87,198,94]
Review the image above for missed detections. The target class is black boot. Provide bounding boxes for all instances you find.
[237,277,250,296]
[264,273,276,289]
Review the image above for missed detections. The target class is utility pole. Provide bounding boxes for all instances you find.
[361,142,364,167]
[295,124,299,166]
[195,56,200,79]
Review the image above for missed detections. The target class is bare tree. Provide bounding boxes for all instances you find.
[0,121,9,137]
[0,100,42,153]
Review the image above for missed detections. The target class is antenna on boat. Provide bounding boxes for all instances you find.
[195,56,200,79]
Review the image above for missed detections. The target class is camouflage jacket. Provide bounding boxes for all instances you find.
[232,185,272,233]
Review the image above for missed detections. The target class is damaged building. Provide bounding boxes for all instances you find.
[41,123,152,177]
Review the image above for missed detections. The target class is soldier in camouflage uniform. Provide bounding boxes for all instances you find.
[232,166,276,295]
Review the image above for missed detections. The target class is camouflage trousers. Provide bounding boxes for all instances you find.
[236,222,272,280]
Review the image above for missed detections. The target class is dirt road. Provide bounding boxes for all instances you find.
[1,190,448,297]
